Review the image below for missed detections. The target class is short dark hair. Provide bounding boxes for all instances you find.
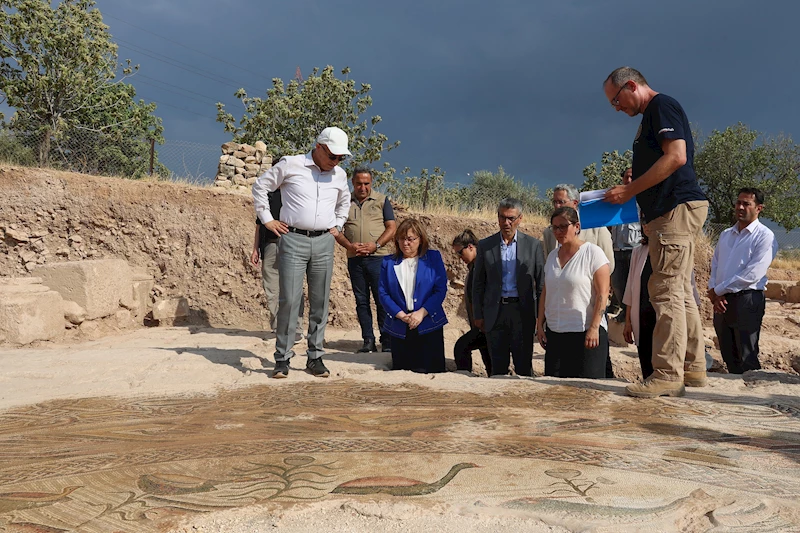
[605,67,648,88]
[738,187,765,206]
[620,167,631,178]
[393,218,430,258]
[452,229,478,248]
[550,206,579,225]
[352,166,373,180]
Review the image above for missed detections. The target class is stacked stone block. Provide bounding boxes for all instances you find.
[214,140,273,190]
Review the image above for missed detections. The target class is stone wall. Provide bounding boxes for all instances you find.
[213,141,273,191]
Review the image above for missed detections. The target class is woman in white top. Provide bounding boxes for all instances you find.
[536,206,611,378]
[378,218,448,373]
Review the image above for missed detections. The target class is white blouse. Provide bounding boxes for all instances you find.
[394,257,418,312]
[544,242,609,333]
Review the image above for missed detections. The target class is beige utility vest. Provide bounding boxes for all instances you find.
[343,191,391,259]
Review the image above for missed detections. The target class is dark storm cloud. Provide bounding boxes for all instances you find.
[96,0,800,189]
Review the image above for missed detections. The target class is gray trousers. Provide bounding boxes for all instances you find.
[260,240,304,335]
[274,231,334,362]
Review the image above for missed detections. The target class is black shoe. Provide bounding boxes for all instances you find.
[306,357,330,378]
[272,360,289,379]
[357,339,377,353]
[382,344,392,352]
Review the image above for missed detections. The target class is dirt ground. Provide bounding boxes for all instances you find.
[2,166,799,381]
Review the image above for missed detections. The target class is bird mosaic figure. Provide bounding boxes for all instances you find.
[0,486,81,514]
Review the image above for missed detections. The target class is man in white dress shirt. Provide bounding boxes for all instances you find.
[252,127,352,378]
[708,187,777,375]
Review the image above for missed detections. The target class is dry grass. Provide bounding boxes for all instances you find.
[772,250,800,271]
[406,203,549,226]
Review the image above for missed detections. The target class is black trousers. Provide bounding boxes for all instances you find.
[390,326,446,374]
[454,327,491,375]
[544,327,609,379]
[713,290,765,375]
[637,306,657,380]
[486,302,533,377]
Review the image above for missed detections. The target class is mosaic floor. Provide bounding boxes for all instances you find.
[1,380,800,532]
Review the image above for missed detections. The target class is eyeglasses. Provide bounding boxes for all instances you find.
[401,235,419,243]
[321,144,347,162]
[552,198,571,207]
[550,223,574,233]
[455,246,470,256]
[498,214,521,223]
[610,82,630,108]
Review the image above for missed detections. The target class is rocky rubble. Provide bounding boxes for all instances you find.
[213,141,273,190]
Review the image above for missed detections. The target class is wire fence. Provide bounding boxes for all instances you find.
[3,126,800,253]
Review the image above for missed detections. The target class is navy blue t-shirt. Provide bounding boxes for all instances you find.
[631,93,706,222]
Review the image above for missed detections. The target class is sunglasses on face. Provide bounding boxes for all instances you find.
[321,144,347,162]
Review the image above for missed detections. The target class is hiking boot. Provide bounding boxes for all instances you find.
[684,371,709,387]
[357,339,377,353]
[306,357,330,378]
[272,360,289,379]
[626,378,685,398]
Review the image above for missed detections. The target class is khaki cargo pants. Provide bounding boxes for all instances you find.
[647,200,709,381]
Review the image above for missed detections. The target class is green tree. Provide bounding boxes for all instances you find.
[463,166,547,215]
[581,150,632,191]
[216,65,399,182]
[695,123,800,230]
[0,0,163,175]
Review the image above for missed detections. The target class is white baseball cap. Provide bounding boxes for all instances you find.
[316,127,352,156]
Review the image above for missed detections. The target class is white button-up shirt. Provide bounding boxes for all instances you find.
[709,218,778,296]
[252,152,351,231]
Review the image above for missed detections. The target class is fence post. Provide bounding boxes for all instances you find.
[149,139,155,176]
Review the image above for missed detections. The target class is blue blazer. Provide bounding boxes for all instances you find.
[378,250,448,338]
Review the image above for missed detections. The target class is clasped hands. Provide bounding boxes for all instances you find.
[706,288,728,314]
[350,241,378,256]
[397,309,427,330]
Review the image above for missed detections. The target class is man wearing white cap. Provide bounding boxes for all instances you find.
[252,127,352,378]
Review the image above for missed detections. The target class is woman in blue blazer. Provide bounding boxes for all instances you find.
[378,218,448,373]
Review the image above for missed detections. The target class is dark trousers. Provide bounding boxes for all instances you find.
[544,327,609,379]
[391,326,445,373]
[454,327,491,375]
[611,249,633,313]
[348,256,387,344]
[486,302,533,376]
[713,290,765,375]
[637,306,657,380]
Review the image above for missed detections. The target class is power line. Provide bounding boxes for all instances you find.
[103,12,273,83]
[142,97,215,120]
[116,39,256,93]
[137,74,222,103]
[135,77,219,106]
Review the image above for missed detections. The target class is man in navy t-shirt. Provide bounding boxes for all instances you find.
[602,66,709,399]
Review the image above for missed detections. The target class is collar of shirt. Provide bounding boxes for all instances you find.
[732,218,762,236]
[355,192,379,207]
[500,231,518,247]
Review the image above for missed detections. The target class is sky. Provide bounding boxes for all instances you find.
[92,0,800,192]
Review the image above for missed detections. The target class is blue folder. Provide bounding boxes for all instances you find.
[578,189,639,229]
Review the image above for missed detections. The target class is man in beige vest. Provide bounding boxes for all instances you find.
[335,167,397,353]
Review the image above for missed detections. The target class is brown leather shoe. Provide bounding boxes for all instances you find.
[684,371,708,387]
[626,378,686,398]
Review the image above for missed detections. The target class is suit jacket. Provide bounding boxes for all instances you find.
[543,225,615,273]
[378,250,448,338]
[472,231,545,332]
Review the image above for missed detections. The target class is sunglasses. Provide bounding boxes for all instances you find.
[550,223,573,233]
[321,144,347,162]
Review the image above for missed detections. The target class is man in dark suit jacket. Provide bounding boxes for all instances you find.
[473,198,545,376]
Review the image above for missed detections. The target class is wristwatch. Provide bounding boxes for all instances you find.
[375,241,382,250]
[335,225,343,233]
